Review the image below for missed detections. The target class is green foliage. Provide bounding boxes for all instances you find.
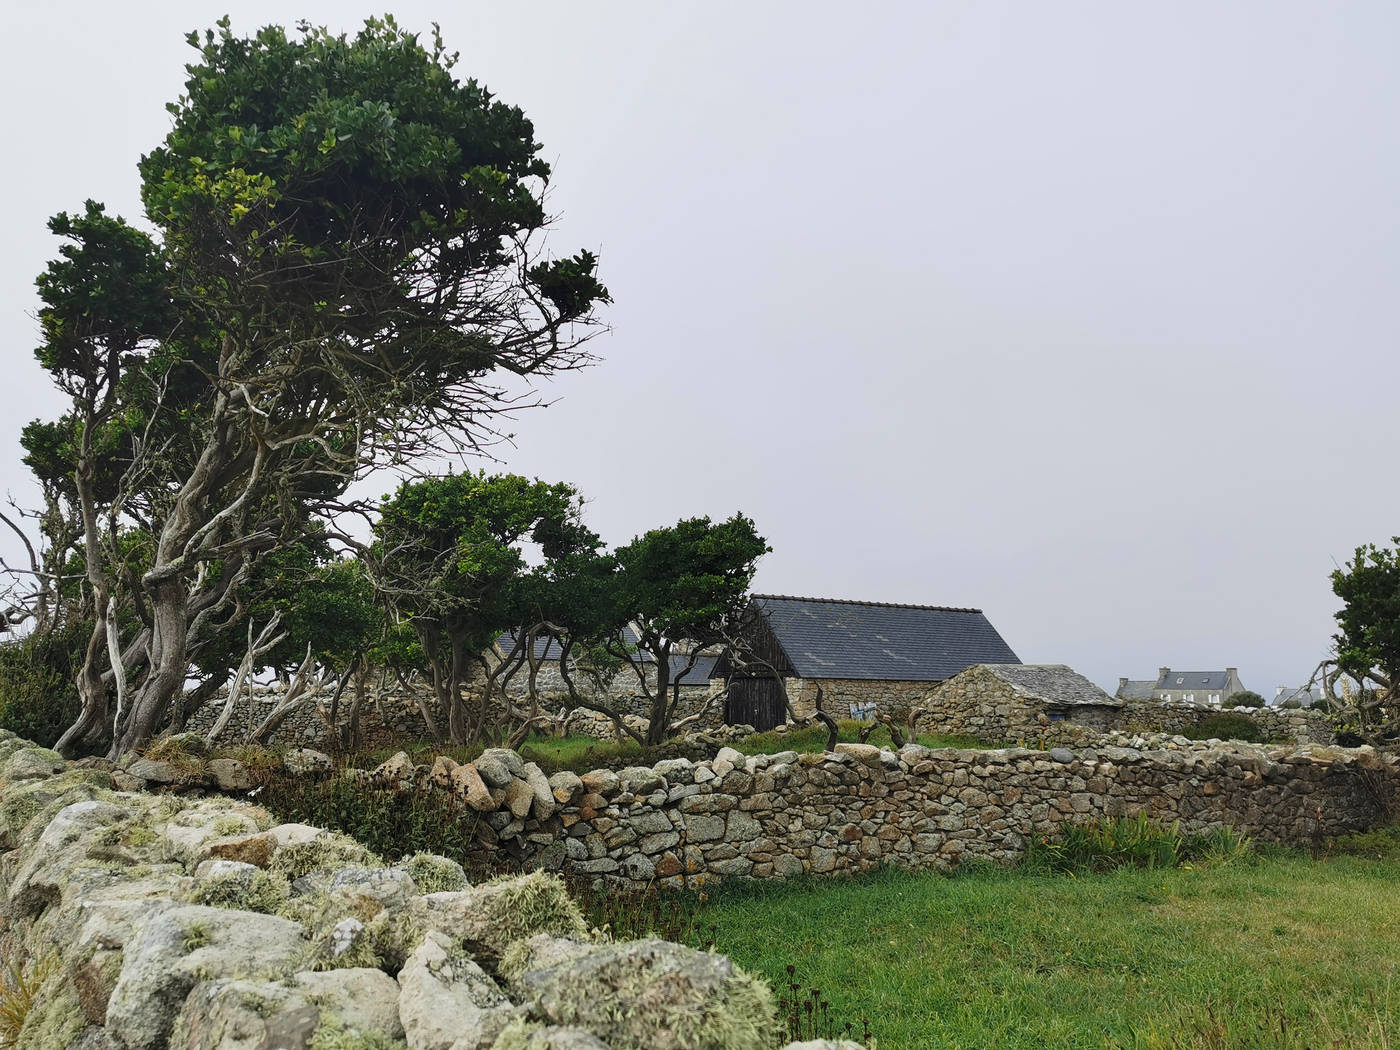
[255,772,484,868]
[181,920,213,952]
[1183,713,1266,743]
[1332,539,1400,687]
[612,514,769,647]
[23,14,609,755]
[1022,814,1252,875]
[12,972,82,1050]
[1332,825,1400,861]
[0,626,86,748]
[1222,690,1263,709]
[375,471,593,649]
[309,1019,405,1050]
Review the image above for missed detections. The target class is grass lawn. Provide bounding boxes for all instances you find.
[697,853,1400,1049]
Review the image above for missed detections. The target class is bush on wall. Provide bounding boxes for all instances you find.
[1223,690,1265,709]
[1184,712,1266,744]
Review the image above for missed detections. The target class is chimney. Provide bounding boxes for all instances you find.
[1118,677,1129,693]
[1226,667,1237,675]
[1276,685,1286,698]
[1158,667,1170,681]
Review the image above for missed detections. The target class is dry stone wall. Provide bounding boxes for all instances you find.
[309,736,1398,890]
[1117,700,1333,742]
[0,729,847,1050]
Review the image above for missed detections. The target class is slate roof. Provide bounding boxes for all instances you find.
[1116,679,1157,701]
[666,654,719,685]
[494,631,716,684]
[1273,685,1322,707]
[1156,669,1229,691]
[978,664,1122,707]
[496,625,645,662]
[750,594,1019,682]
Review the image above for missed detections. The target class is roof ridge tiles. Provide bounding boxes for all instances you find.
[752,593,983,614]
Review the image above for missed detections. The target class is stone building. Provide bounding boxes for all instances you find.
[1116,667,1249,705]
[715,594,1020,728]
[925,663,1123,740]
[1120,666,1254,708]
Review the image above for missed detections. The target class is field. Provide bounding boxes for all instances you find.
[698,851,1400,1050]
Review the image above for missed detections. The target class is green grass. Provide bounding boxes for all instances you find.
[735,720,994,756]
[698,854,1400,1049]
[340,721,996,776]
[343,734,654,775]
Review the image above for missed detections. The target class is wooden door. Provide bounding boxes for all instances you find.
[725,677,787,731]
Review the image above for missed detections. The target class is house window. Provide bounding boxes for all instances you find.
[1186,693,1194,703]
[1176,677,1185,685]
[1048,710,1067,722]
[1211,694,1220,704]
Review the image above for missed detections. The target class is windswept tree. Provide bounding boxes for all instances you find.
[23,17,608,756]
[372,471,597,744]
[1312,539,1400,743]
[602,515,769,746]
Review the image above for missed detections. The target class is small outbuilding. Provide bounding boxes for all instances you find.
[926,663,1124,741]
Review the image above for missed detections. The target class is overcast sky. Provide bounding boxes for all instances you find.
[3,2,1397,697]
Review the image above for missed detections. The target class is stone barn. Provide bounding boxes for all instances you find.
[926,663,1123,741]
[715,594,1020,729]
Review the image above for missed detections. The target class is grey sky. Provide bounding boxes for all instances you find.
[3,2,1397,697]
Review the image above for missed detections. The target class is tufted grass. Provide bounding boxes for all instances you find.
[699,853,1400,1049]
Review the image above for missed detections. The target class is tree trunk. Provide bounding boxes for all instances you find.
[110,577,190,757]
[644,640,673,747]
[57,429,114,759]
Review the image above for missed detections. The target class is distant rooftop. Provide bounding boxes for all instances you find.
[749,594,1019,682]
[1155,669,1232,691]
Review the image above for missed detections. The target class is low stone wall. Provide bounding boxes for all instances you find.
[279,736,1400,890]
[181,681,725,751]
[0,730,833,1050]
[1118,700,1333,743]
[904,666,1334,746]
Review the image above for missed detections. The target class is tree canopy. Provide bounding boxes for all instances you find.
[1322,539,1400,743]
[21,17,609,756]
[373,471,597,743]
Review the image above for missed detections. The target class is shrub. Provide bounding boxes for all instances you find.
[1223,690,1264,710]
[254,770,487,870]
[1184,712,1266,743]
[1332,826,1400,861]
[0,625,87,749]
[1023,814,1251,874]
